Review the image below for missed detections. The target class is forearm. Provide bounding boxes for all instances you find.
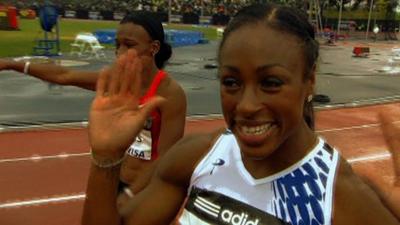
[393,151,400,186]
[82,164,122,225]
[383,187,400,221]
[131,160,159,193]
[6,60,70,83]
[122,177,186,225]
[4,60,97,90]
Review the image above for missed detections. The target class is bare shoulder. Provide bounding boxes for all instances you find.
[156,128,226,186]
[157,74,186,116]
[333,158,399,225]
[157,74,186,101]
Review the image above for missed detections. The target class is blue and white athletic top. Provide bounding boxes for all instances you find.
[179,131,340,225]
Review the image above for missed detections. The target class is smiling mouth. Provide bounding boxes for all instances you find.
[239,123,275,136]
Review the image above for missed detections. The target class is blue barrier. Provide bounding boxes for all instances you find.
[165,29,206,47]
[93,29,116,44]
[93,29,208,47]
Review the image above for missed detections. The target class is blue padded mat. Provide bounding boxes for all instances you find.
[94,29,207,47]
[93,29,117,44]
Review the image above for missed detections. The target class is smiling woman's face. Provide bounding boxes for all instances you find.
[219,23,315,162]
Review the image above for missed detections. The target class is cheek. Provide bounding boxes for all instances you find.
[137,50,154,65]
[220,91,236,121]
[274,93,305,127]
[140,55,154,67]
[136,44,152,56]
[220,90,236,107]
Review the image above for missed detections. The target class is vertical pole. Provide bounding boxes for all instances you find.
[201,0,204,17]
[56,16,60,55]
[366,0,374,40]
[316,0,323,33]
[337,0,343,35]
[168,0,171,23]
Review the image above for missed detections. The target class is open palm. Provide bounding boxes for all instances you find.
[363,109,400,219]
[89,50,163,158]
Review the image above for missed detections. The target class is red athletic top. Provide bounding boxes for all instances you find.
[138,70,166,160]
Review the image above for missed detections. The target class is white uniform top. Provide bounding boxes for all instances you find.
[179,130,340,225]
[126,114,153,160]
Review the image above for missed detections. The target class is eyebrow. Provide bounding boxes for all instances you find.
[221,63,287,73]
[115,37,138,43]
[256,64,287,73]
[221,65,239,73]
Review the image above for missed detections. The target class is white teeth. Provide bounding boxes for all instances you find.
[240,124,272,135]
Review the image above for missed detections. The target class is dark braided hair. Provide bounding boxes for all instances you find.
[120,11,172,69]
[218,3,319,130]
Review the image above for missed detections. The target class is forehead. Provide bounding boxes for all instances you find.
[219,24,304,72]
[117,23,151,40]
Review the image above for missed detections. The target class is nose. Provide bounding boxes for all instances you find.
[236,86,263,117]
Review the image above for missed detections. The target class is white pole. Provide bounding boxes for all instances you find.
[316,0,323,33]
[168,0,171,24]
[201,0,204,17]
[366,0,374,40]
[313,0,320,34]
[337,0,343,35]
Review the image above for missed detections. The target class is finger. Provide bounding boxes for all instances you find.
[120,50,138,94]
[120,58,133,94]
[379,111,400,150]
[131,58,143,105]
[96,67,111,97]
[126,48,138,63]
[128,49,142,99]
[109,54,126,95]
[379,111,400,184]
[139,96,165,119]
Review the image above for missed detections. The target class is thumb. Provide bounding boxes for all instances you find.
[139,96,166,118]
[378,110,400,183]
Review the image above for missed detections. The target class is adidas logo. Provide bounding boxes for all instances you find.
[194,197,259,225]
[210,158,225,175]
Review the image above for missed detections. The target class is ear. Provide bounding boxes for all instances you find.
[151,40,161,56]
[307,63,316,96]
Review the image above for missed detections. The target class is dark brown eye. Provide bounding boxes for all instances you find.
[221,77,240,89]
[260,77,283,90]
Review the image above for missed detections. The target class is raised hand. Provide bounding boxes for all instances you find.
[88,49,164,159]
[380,109,400,187]
[363,109,400,219]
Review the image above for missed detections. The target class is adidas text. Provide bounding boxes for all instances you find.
[221,210,259,225]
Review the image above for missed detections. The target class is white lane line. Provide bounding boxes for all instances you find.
[0,193,85,209]
[0,122,398,163]
[0,152,392,209]
[0,121,88,132]
[0,150,391,165]
[0,152,89,164]
[348,152,391,163]
[317,123,380,133]
[317,120,400,133]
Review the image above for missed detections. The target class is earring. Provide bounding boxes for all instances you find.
[307,95,313,103]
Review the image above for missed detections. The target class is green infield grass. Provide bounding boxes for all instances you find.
[0,18,219,58]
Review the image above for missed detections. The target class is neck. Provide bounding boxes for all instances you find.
[141,65,159,91]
